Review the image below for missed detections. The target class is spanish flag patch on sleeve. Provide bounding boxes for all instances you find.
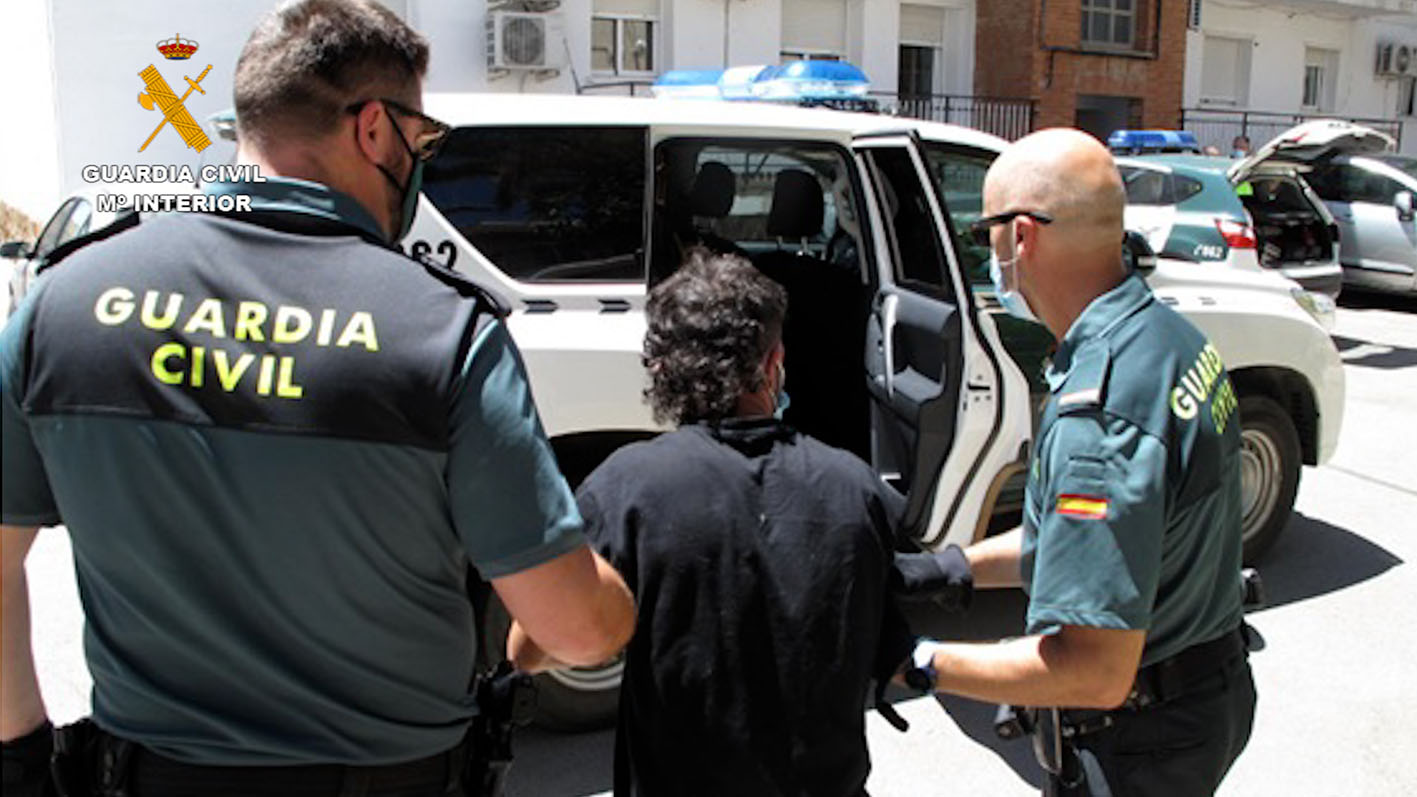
[1056,494,1109,520]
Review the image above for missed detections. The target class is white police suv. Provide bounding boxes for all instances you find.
[404,81,1344,728]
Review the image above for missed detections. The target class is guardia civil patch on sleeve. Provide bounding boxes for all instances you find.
[1055,494,1109,520]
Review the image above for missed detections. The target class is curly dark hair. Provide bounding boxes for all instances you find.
[643,248,787,425]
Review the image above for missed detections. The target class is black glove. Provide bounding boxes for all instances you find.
[891,545,974,612]
[2,720,56,797]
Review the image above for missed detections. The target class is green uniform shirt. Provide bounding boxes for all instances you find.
[1021,274,1244,668]
[1,179,585,764]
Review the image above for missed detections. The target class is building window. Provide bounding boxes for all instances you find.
[899,46,936,98]
[592,16,655,74]
[782,0,848,64]
[898,4,945,99]
[1400,77,1416,117]
[1302,48,1338,111]
[1200,35,1250,107]
[1081,0,1135,49]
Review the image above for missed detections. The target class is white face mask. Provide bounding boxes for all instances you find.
[988,223,1038,323]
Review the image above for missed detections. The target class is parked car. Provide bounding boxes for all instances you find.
[1227,119,1397,297]
[1303,152,1416,297]
[1111,121,1385,301]
[4,191,113,314]
[403,92,1344,729]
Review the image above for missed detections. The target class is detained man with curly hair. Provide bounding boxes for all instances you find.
[511,248,972,796]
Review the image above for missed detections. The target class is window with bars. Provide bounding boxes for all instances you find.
[1081,0,1135,49]
[591,16,655,74]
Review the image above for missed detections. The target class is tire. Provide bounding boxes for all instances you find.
[480,593,622,732]
[1236,395,1301,564]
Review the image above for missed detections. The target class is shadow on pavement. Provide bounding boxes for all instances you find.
[896,589,1046,787]
[1337,290,1416,314]
[1250,511,1404,612]
[505,511,1400,795]
[1330,334,1417,370]
[506,725,615,797]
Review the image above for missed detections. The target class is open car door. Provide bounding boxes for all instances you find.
[854,133,1030,549]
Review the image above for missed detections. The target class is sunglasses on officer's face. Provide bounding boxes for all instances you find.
[344,97,453,162]
[967,210,1055,248]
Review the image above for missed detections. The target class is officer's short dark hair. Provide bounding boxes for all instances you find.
[644,248,787,425]
[235,0,430,149]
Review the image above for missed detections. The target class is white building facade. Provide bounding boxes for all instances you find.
[1182,0,1417,154]
[0,0,978,222]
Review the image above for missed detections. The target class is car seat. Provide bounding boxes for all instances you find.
[753,168,871,457]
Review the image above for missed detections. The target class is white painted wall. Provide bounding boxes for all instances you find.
[1186,1,1417,154]
[0,1,63,221]
[5,0,953,218]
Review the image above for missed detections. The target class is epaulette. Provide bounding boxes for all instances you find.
[410,249,510,320]
[1055,343,1111,414]
[35,210,142,276]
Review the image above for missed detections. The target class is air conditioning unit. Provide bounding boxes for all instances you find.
[1376,42,1415,77]
[486,11,565,71]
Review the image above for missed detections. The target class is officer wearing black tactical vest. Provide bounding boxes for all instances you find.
[898,129,1257,796]
[0,2,634,795]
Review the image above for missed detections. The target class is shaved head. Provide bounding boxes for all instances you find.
[984,128,1125,248]
[982,128,1130,339]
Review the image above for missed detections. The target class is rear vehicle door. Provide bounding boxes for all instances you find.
[853,133,1026,548]
[1310,160,1417,278]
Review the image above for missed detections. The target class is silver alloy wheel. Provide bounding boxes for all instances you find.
[545,656,625,693]
[1239,427,1282,544]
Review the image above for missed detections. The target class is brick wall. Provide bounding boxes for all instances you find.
[976,0,1191,135]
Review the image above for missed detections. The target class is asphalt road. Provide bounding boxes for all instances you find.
[19,292,1417,796]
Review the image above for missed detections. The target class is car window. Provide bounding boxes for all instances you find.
[650,139,864,284]
[421,126,647,282]
[1173,175,1204,204]
[1119,166,1170,206]
[33,199,79,259]
[866,147,952,297]
[57,200,93,247]
[1304,165,1344,201]
[1308,164,1404,206]
[921,145,992,286]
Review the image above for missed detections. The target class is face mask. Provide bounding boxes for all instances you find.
[989,250,1038,323]
[773,362,791,420]
[375,116,423,243]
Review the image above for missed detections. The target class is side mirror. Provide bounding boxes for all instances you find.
[0,241,31,259]
[1123,230,1157,275]
[1396,190,1414,223]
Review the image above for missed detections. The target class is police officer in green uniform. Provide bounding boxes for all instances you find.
[0,2,633,795]
[900,129,1256,796]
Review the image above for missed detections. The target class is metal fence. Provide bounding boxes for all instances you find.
[1180,107,1406,152]
[577,80,656,97]
[871,93,1038,141]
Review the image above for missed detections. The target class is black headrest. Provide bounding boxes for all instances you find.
[690,161,735,218]
[767,169,824,238]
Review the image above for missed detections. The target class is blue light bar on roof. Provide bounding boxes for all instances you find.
[1107,129,1203,154]
[754,60,870,100]
[652,60,870,102]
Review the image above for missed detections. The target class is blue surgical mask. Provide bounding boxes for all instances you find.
[773,363,791,420]
[989,251,1037,323]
